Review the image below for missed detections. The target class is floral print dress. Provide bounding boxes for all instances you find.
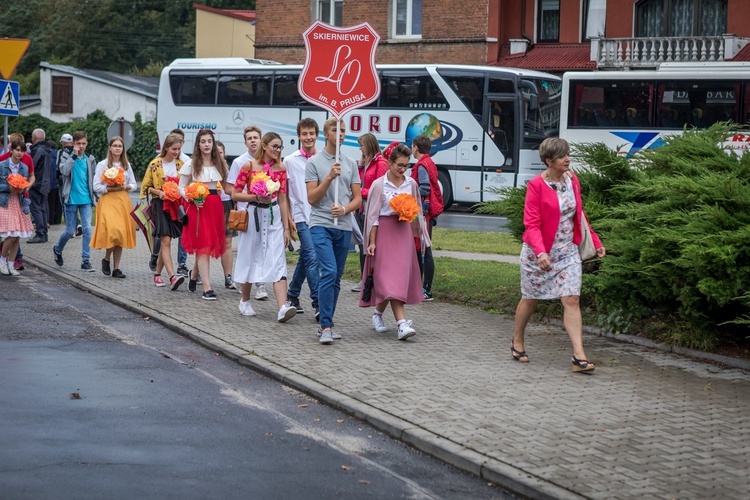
[520,176,582,299]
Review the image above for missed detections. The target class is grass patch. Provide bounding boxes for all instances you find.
[431,228,521,255]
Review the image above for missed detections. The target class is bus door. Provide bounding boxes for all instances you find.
[482,96,517,199]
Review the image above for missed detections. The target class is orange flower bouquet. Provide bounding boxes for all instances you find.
[184,182,210,204]
[7,173,30,191]
[102,167,125,186]
[389,193,420,222]
[162,181,181,202]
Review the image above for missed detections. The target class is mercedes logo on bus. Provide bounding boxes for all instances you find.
[232,110,244,124]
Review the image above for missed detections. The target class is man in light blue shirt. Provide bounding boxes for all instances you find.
[53,130,97,271]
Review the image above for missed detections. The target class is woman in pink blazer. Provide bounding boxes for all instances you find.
[512,137,605,372]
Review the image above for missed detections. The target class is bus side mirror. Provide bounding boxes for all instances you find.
[519,80,539,111]
[528,94,539,111]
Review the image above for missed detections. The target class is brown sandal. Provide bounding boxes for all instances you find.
[511,343,529,363]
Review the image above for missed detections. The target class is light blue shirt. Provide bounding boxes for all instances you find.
[68,154,92,205]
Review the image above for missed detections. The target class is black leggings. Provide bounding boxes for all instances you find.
[416,220,434,292]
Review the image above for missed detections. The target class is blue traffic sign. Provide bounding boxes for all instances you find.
[0,80,20,117]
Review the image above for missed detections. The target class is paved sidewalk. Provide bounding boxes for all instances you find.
[15,224,750,499]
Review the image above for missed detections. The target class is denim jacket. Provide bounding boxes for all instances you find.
[0,159,30,208]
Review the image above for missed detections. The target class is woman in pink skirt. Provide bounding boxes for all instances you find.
[178,129,228,300]
[359,144,428,341]
[0,139,35,276]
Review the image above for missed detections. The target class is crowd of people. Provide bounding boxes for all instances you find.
[0,122,604,367]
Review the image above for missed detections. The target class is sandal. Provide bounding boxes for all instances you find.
[571,356,595,372]
[511,343,529,363]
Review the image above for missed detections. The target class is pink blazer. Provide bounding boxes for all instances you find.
[522,172,602,256]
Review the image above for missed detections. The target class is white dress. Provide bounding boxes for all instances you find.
[232,165,287,284]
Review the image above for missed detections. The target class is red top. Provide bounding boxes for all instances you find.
[360,153,388,200]
[0,151,34,173]
[522,172,602,256]
[234,161,287,200]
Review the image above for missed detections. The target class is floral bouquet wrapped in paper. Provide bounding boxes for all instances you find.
[389,193,420,222]
[184,182,210,204]
[249,171,280,199]
[7,173,30,191]
[162,181,181,202]
[102,167,125,186]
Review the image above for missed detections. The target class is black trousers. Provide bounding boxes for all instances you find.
[29,188,49,238]
[48,188,63,225]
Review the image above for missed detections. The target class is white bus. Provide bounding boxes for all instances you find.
[560,62,750,157]
[156,58,562,207]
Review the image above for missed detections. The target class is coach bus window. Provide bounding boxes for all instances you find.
[567,80,652,128]
[170,74,217,105]
[439,72,484,118]
[523,79,561,148]
[657,81,737,128]
[379,72,447,109]
[218,74,272,106]
[272,74,304,106]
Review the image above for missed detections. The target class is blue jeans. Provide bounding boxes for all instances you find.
[310,225,351,329]
[56,203,92,261]
[177,238,187,267]
[288,221,319,305]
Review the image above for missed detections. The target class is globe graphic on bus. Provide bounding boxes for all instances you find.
[404,113,462,152]
[406,113,443,142]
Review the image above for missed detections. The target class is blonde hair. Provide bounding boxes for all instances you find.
[254,132,282,163]
[159,134,183,158]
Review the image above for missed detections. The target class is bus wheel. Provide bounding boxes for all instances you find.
[437,169,453,210]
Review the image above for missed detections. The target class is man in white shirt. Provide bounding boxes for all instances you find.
[283,118,321,319]
[224,125,269,299]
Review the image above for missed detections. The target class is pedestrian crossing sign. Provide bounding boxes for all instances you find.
[0,80,20,117]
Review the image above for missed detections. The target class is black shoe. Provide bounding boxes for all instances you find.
[287,296,304,314]
[176,265,189,277]
[314,306,320,322]
[148,254,158,272]
[76,224,83,236]
[101,259,111,276]
[27,235,47,244]
[53,246,63,266]
[111,269,126,278]
[188,276,197,292]
[202,289,217,301]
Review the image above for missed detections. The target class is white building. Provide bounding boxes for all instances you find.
[38,62,158,122]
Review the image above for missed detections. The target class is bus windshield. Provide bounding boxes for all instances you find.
[522,78,562,149]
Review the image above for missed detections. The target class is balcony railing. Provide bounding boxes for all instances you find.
[591,36,750,69]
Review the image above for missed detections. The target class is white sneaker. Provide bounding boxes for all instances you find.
[239,299,256,316]
[371,313,388,333]
[0,262,10,276]
[397,320,416,341]
[8,264,20,276]
[317,327,342,340]
[277,303,297,323]
[255,283,268,300]
[319,329,333,345]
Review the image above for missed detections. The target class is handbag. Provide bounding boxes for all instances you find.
[228,204,249,232]
[361,267,375,301]
[578,211,597,262]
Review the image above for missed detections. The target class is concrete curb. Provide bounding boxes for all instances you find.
[27,256,584,500]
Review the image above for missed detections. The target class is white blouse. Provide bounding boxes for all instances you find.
[93,160,138,196]
[178,160,223,198]
[375,176,416,224]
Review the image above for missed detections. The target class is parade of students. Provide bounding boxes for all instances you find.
[283,118,320,319]
[141,133,186,291]
[232,132,296,322]
[178,129,227,300]
[359,144,426,341]
[306,118,362,345]
[0,139,34,276]
[91,136,137,279]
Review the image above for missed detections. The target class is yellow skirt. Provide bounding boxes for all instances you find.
[91,190,137,249]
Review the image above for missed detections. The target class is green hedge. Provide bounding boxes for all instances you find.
[475,123,750,350]
[7,110,156,180]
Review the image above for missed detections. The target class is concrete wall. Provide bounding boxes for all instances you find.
[39,67,156,123]
[196,10,255,58]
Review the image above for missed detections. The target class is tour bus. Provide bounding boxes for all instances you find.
[560,62,750,157]
[157,58,562,207]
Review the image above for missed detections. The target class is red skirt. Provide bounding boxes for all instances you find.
[181,193,226,258]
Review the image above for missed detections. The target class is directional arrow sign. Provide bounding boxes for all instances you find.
[0,80,20,117]
[0,39,30,79]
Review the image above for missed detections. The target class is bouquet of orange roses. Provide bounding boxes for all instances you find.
[389,193,420,222]
[184,182,210,236]
[7,173,30,191]
[161,181,181,202]
[102,167,125,186]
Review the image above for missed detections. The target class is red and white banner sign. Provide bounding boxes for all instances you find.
[298,21,381,118]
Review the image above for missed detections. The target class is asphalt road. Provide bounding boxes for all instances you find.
[439,208,510,233]
[0,268,512,500]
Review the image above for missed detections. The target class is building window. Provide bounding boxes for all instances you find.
[583,0,607,40]
[392,0,422,38]
[636,0,727,37]
[51,76,73,113]
[538,0,560,42]
[317,0,342,26]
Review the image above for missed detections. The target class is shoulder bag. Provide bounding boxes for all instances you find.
[228,203,249,232]
[579,211,597,262]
